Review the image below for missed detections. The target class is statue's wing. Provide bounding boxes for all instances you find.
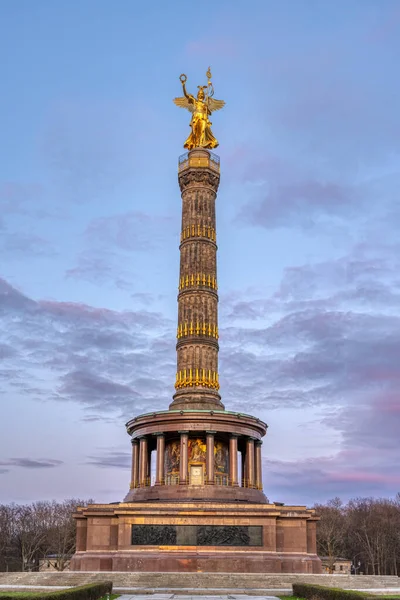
[173,96,194,113]
[208,97,225,112]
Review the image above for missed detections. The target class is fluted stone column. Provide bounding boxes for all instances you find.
[179,431,189,484]
[170,149,224,411]
[138,436,148,487]
[206,431,215,484]
[155,433,165,485]
[245,437,255,488]
[255,440,263,490]
[241,449,246,487]
[229,434,238,486]
[130,439,139,489]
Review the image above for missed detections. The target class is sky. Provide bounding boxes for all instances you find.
[1,0,400,506]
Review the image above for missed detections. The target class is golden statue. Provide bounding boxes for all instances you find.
[174,68,225,150]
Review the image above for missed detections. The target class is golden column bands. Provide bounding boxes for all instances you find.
[170,148,224,411]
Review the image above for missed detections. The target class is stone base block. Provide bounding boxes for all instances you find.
[71,500,322,574]
[71,550,321,573]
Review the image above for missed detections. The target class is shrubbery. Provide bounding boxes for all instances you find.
[292,583,400,600]
[0,581,113,600]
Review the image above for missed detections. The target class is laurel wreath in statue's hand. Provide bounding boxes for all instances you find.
[180,74,187,83]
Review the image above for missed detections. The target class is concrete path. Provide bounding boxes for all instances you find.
[117,595,282,600]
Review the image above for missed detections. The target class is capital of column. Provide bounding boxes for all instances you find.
[153,432,165,437]
[131,438,139,445]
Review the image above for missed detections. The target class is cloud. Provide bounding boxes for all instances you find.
[66,211,175,289]
[0,277,175,418]
[0,182,44,217]
[65,253,133,289]
[58,370,139,412]
[2,232,400,500]
[0,231,54,257]
[0,458,63,469]
[85,450,131,469]
[239,179,358,230]
[84,211,173,252]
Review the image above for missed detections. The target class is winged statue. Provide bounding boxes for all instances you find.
[174,69,225,150]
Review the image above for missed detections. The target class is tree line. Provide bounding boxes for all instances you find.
[315,494,400,576]
[0,495,399,573]
[0,499,92,572]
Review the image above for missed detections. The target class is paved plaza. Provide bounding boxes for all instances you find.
[117,596,282,600]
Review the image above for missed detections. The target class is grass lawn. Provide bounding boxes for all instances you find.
[277,596,400,600]
[0,594,120,600]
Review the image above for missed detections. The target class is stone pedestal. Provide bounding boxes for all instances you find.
[71,501,321,573]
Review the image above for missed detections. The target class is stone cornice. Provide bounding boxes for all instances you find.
[178,168,220,193]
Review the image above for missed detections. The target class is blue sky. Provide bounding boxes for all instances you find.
[1,0,400,505]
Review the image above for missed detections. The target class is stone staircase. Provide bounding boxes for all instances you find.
[0,572,399,595]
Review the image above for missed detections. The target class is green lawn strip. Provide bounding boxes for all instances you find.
[0,582,113,600]
[292,584,400,600]
[278,597,400,600]
[0,596,119,600]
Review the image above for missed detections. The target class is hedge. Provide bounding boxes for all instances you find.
[292,583,400,600]
[0,581,113,600]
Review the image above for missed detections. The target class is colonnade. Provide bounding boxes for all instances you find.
[130,432,263,490]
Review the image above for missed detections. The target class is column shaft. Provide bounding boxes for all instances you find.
[139,437,148,487]
[155,434,165,485]
[131,440,139,489]
[206,431,215,484]
[229,435,238,486]
[245,438,255,488]
[179,431,189,484]
[255,441,263,490]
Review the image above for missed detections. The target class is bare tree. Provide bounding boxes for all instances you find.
[43,499,93,571]
[315,497,347,573]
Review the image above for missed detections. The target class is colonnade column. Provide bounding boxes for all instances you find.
[179,431,189,484]
[130,439,139,489]
[245,437,255,488]
[206,431,215,484]
[255,440,263,490]
[138,436,148,487]
[229,434,238,486]
[155,433,165,486]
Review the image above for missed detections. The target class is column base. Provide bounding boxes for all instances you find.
[169,389,224,411]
